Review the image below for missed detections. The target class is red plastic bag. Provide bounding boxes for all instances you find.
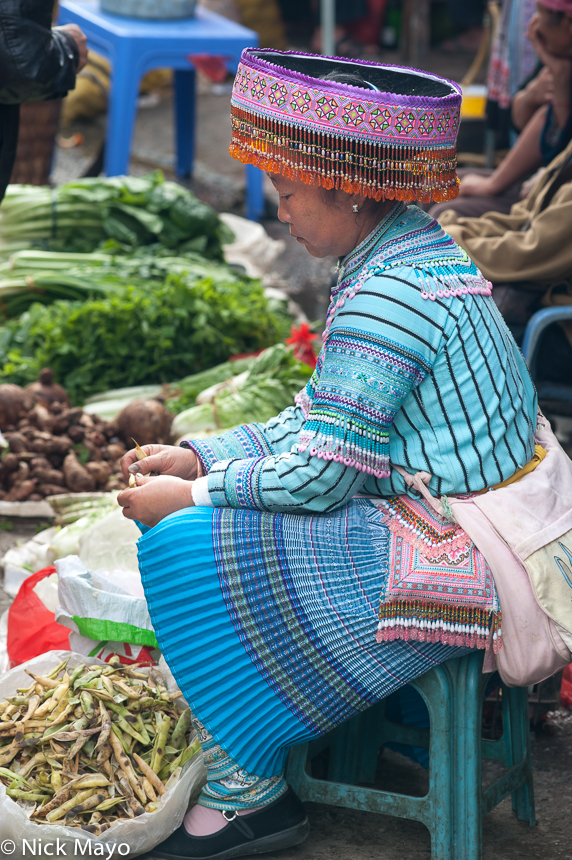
[561,664,572,709]
[7,566,70,668]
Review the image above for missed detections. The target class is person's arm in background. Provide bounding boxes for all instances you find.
[458,105,547,198]
[512,65,554,131]
[0,1,87,104]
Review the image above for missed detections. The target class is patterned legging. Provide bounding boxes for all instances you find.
[193,716,288,811]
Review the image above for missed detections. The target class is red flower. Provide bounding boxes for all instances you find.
[286,323,318,369]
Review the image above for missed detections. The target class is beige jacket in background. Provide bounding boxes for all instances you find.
[439,138,572,287]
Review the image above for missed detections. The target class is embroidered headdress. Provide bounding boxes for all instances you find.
[230,49,462,204]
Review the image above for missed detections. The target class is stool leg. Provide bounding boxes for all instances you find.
[504,686,536,826]
[447,652,486,860]
[411,664,455,860]
[245,164,264,221]
[105,48,140,176]
[174,68,196,178]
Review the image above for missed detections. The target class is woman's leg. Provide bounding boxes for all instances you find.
[184,717,287,835]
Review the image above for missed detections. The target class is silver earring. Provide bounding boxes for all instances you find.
[352,203,359,214]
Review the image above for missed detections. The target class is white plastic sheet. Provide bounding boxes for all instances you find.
[0,650,206,856]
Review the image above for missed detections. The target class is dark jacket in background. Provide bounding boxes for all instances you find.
[0,0,79,201]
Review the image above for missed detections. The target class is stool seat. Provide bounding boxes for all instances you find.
[58,0,264,220]
[285,651,535,860]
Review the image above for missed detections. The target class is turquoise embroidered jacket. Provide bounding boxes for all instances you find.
[187,205,537,512]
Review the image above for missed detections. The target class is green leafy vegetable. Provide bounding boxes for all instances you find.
[0,172,231,260]
[170,344,312,438]
[0,273,290,403]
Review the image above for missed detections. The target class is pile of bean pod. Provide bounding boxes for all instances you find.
[0,657,200,834]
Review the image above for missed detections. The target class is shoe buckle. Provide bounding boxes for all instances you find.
[222,810,238,822]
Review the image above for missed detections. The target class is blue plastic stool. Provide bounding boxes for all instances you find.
[521,305,572,405]
[58,0,265,220]
[286,652,536,860]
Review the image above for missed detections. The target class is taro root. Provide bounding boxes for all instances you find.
[7,463,30,487]
[46,435,73,455]
[87,431,106,448]
[63,452,96,492]
[37,483,69,498]
[28,493,43,502]
[4,432,28,454]
[33,468,64,486]
[106,442,126,461]
[30,456,51,472]
[0,384,34,428]
[26,368,70,408]
[2,453,20,473]
[5,480,36,501]
[117,399,173,447]
[85,461,111,485]
[67,425,85,443]
[50,414,71,435]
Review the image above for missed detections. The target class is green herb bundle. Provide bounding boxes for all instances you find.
[0,273,290,403]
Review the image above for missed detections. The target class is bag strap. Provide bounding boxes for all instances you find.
[390,463,452,519]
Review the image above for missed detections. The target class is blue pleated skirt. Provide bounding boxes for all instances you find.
[138,498,466,778]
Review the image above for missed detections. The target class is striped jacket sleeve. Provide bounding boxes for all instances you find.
[184,272,445,513]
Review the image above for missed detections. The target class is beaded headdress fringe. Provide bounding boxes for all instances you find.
[230,107,459,204]
[229,49,463,204]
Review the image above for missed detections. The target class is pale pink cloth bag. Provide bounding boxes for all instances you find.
[393,413,572,686]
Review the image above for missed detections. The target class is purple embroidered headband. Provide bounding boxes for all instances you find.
[230,49,462,203]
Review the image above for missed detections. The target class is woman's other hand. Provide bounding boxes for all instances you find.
[121,444,202,482]
[118,474,195,528]
[512,66,554,131]
[458,173,498,197]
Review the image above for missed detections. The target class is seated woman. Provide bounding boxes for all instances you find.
[430,0,572,220]
[118,49,537,860]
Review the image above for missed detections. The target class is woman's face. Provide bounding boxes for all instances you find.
[269,173,386,258]
[533,5,572,57]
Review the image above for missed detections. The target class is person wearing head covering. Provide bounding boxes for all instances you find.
[118,49,537,860]
[434,0,572,221]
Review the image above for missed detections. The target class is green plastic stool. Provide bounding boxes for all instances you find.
[285,651,536,860]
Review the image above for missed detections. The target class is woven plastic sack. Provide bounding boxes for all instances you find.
[55,555,157,649]
[0,651,206,856]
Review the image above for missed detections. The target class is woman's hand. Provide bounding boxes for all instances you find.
[121,444,202,483]
[117,474,195,528]
[458,173,498,197]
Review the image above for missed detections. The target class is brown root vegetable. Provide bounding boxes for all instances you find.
[4,432,28,454]
[37,484,69,498]
[81,440,102,462]
[87,431,106,448]
[63,453,96,493]
[85,462,111,484]
[106,443,126,461]
[67,425,85,443]
[104,479,127,492]
[33,403,53,429]
[2,453,20,473]
[33,468,65,486]
[5,480,36,501]
[117,400,173,447]
[8,463,30,486]
[103,422,119,440]
[46,436,73,455]
[30,456,51,472]
[0,385,34,428]
[25,368,70,408]
[28,493,43,502]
